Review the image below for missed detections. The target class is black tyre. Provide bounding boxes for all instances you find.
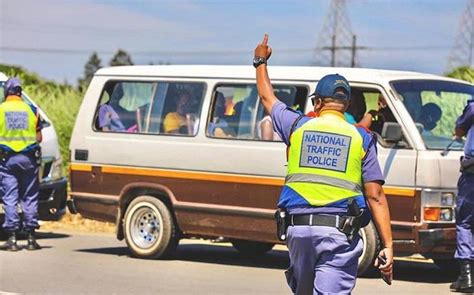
[433,259,459,275]
[358,221,381,276]
[231,239,274,256]
[0,229,6,241]
[124,196,178,259]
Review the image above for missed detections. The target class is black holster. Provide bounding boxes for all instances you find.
[0,149,11,164]
[338,199,364,243]
[460,156,474,174]
[33,146,41,166]
[275,209,289,241]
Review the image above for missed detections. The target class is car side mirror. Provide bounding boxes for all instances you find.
[381,122,403,143]
[39,117,51,129]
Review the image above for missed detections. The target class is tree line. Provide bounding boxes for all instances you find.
[78,49,134,89]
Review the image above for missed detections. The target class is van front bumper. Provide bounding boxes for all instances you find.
[37,177,68,221]
[417,227,456,258]
[419,228,457,247]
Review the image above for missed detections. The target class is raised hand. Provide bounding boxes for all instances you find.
[254,33,272,60]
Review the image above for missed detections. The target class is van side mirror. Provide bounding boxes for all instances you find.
[415,123,424,134]
[381,122,402,143]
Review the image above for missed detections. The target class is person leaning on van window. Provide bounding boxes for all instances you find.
[449,99,474,293]
[0,77,43,251]
[358,94,396,134]
[254,34,393,294]
[163,91,197,134]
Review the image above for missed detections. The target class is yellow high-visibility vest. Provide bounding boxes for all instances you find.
[285,111,364,206]
[0,96,38,152]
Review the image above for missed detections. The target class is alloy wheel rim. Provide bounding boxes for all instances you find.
[130,206,161,249]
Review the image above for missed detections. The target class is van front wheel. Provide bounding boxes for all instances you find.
[358,221,381,276]
[124,196,178,259]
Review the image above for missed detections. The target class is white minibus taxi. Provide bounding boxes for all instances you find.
[68,65,472,274]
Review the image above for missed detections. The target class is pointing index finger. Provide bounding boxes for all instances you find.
[262,33,269,45]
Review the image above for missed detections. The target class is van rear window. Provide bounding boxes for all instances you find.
[93,80,205,136]
[207,84,308,141]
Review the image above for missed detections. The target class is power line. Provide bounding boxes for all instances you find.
[313,0,358,67]
[0,45,451,57]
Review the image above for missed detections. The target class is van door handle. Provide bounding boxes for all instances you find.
[75,149,89,161]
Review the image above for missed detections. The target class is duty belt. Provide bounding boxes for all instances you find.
[290,211,363,243]
[461,156,474,174]
[290,214,348,228]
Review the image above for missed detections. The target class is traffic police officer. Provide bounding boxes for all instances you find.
[0,77,42,251]
[450,99,474,292]
[254,34,393,294]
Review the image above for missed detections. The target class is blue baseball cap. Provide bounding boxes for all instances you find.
[309,74,351,101]
[3,77,22,97]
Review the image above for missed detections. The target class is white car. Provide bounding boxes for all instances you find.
[0,72,67,222]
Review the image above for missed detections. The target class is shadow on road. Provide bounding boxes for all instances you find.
[174,243,290,270]
[77,242,456,283]
[36,232,70,240]
[0,231,70,241]
[361,259,457,284]
[392,259,457,283]
[77,246,129,256]
[77,242,290,270]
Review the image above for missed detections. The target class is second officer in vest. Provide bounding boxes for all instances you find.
[0,77,43,251]
[255,34,393,294]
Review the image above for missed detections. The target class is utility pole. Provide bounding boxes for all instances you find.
[351,35,357,67]
[314,0,365,67]
[447,0,474,71]
[321,34,365,68]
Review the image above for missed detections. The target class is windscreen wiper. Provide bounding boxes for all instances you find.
[441,138,463,156]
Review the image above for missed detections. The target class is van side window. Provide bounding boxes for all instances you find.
[207,84,307,141]
[348,87,409,148]
[94,80,205,136]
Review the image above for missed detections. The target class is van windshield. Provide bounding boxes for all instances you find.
[391,79,473,150]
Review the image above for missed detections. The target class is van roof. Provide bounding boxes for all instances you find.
[95,65,469,85]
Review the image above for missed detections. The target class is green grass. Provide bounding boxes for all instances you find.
[24,83,84,164]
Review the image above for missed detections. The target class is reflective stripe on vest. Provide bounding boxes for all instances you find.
[284,111,364,206]
[0,98,38,152]
[285,173,363,194]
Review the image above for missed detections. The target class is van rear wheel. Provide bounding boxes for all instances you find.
[358,221,381,276]
[231,239,274,256]
[124,196,178,259]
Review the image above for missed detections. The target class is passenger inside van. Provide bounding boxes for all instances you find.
[359,94,396,134]
[258,91,293,141]
[96,83,137,132]
[208,92,236,138]
[163,91,199,135]
[417,103,442,136]
[229,88,259,138]
[345,88,367,124]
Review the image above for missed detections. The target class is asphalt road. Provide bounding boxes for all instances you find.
[0,230,458,295]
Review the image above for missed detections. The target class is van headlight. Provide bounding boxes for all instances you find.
[50,157,64,181]
[421,190,456,222]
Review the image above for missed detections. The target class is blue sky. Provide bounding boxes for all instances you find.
[0,0,469,84]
